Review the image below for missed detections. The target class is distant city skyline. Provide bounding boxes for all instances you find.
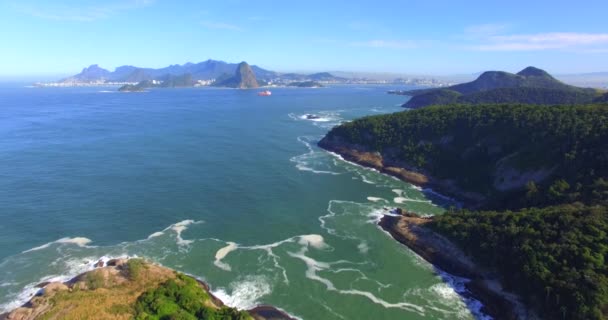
[1,0,608,78]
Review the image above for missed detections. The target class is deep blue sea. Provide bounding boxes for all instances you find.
[0,84,487,319]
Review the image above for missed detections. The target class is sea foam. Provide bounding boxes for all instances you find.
[22,237,93,253]
[212,275,272,310]
[214,242,238,271]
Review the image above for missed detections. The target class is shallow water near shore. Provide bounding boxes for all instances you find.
[0,84,487,319]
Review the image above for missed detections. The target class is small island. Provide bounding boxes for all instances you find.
[0,259,293,320]
[118,84,146,92]
[287,81,323,88]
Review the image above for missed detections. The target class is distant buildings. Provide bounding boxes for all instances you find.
[34,81,138,88]
[34,76,453,88]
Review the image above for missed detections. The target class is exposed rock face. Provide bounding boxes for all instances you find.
[318,135,485,206]
[61,64,111,83]
[234,62,260,89]
[42,282,68,295]
[213,62,260,88]
[0,259,293,320]
[318,136,429,185]
[378,212,526,320]
[493,153,556,191]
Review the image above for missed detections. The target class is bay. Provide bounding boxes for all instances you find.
[0,85,484,319]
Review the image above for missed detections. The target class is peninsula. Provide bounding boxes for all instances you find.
[0,259,293,320]
[319,102,608,319]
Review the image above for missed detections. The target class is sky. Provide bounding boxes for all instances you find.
[1,0,608,78]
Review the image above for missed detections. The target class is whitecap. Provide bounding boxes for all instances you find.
[298,235,327,249]
[147,231,165,239]
[22,237,93,253]
[290,136,342,175]
[169,220,203,245]
[367,197,387,203]
[212,275,272,310]
[287,246,425,315]
[357,242,370,254]
[391,189,404,197]
[0,254,130,313]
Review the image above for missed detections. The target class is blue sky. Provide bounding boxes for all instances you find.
[1,0,608,77]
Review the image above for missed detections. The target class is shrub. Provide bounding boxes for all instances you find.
[85,271,105,290]
[126,258,147,280]
[134,273,251,320]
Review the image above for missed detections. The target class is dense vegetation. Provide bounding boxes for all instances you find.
[287,81,323,87]
[402,67,600,108]
[461,87,596,105]
[430,204,608,320]
[322,103,608,319]
[134,273,251,320]
[596,92,608,103]
[324,104,608,207]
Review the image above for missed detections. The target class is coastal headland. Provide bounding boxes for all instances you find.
[0,259,293,320]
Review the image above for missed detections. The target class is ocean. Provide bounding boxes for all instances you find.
[0,84,487,319]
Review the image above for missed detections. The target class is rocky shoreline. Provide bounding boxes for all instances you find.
[318,138,530,319]
[0,258,294,320]
[378,211,529,320]
[318,136,486,208]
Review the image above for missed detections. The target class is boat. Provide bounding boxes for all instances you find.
[258,90,272,96]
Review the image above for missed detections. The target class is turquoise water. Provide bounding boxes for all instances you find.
[0,85,485,319]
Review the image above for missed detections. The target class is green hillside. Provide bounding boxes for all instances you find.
[402,67,600,108]
[320,103,608,319]
[321,104,608,207]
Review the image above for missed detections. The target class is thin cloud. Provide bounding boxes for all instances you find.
[200,21,243,31]
[12,0,154,22]
[472,32,608,51]
[351,40,420,49]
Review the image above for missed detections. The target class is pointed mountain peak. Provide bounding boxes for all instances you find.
[82,64,107,72]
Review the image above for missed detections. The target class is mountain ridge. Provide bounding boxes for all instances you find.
[60,59,344,84]
[401,66,602,108]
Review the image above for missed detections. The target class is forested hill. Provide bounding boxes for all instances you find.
[319,103,608,319]
[400,67,602,108]
[430,203,608,320]
[321,103,608,208]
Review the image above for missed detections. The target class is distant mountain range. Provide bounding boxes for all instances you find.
[59,59,346,84]
[396,67,606,108]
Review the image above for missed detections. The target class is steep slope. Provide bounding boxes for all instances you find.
[319,103,608,320]
[61,60,276,83]
[319,104,608,208]
[212,62,259,88]
[595,92,608,103]
[61,64,111,82]
[402,67,599,108]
